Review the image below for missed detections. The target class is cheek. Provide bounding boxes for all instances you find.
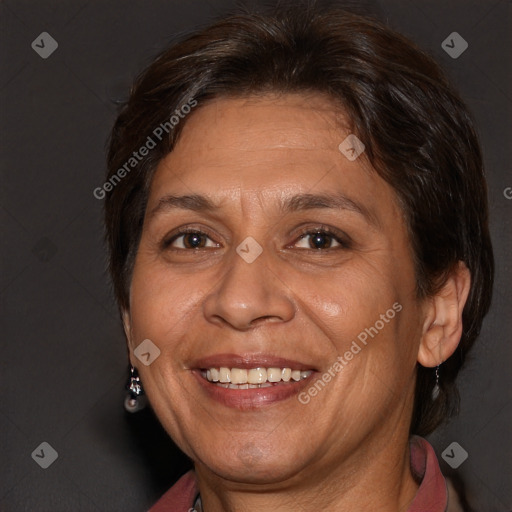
[292,264,419,390]
[127,258,202,342]
[293,266,398,342]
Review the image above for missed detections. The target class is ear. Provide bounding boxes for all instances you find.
[417,262,471,368]
[122,309,137,365]
[122,308,131,340]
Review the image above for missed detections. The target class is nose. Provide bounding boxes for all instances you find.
[202,248,296,330]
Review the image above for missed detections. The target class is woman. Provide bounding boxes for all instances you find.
[103,4,494,511]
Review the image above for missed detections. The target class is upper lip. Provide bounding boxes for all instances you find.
[190,353,317,371]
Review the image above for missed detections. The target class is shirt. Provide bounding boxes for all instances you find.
[149,436,447,512]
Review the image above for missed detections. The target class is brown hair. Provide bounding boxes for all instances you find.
[104,3,494,435]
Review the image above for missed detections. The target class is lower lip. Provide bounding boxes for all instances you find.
[192,370,315,409]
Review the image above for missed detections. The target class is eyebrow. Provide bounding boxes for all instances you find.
[148,192,378,227]
[148,194,218,219]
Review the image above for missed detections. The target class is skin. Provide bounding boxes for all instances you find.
[123,94,471,511]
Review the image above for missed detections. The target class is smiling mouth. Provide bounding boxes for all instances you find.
[200,366,313,389]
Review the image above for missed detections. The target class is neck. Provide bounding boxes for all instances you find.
[195,426,419,512]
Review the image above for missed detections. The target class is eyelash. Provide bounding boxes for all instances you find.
[162,225,350,251]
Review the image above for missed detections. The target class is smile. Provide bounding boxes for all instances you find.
[201,367,313,389]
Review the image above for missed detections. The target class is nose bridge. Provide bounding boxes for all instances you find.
[202,243,295,329]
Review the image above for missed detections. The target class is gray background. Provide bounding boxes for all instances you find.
[1,0,511,510]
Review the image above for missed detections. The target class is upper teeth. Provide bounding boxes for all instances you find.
[204,367,312,384]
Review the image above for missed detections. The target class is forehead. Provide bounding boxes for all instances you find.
[148,94,396,215]
[180,93,347,150]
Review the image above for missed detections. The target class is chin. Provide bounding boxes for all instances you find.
[196,438,309,484]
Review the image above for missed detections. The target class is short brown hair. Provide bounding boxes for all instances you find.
[104,3,494,435]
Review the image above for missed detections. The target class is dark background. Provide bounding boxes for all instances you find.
[1,0,511,510]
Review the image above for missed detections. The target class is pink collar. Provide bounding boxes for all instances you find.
[149,436,446,512]
[408,436,447,511]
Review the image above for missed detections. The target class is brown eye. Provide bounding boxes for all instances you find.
[166,231,218,249]
[295,231,342,250]
[183,233,207,248]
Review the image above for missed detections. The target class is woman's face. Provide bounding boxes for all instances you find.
[125,94,425,484]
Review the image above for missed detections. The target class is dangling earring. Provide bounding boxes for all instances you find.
[124,365,147,413]
[431,365,440,400]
